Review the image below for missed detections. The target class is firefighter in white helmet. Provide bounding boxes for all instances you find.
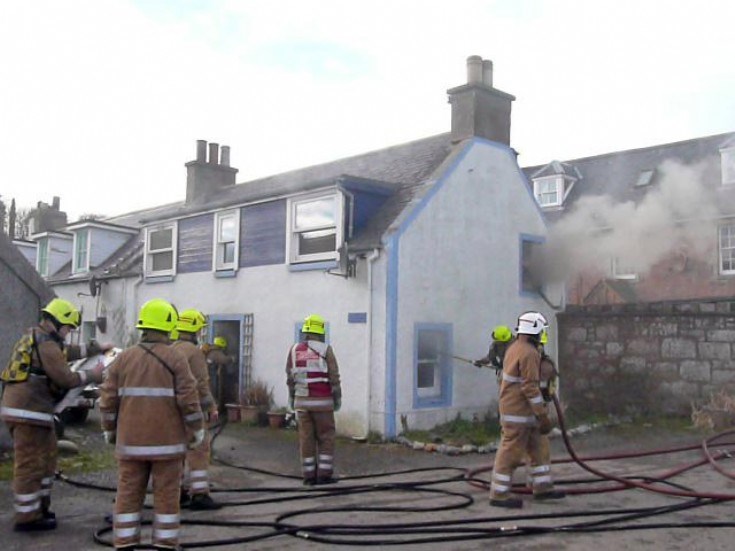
[1,298,108,532]
[172,309,220,511]
[100,299,204,550]
[286,314,342,485]
[489,311,565,508]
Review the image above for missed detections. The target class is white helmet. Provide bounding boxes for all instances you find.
[516,311,548,335]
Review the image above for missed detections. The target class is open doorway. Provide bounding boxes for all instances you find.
[207,314,253,409]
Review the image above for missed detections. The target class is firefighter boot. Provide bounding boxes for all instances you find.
[489,497,524,509]
[14,517,58,532]
[179,489,191,508]
[189,493,221,510]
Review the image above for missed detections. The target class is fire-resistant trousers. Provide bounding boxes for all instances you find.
[113,458,182,549]
[184,427,211,495]
[296,409,335,481]
[8,422,56,525]
[490,424,555,501]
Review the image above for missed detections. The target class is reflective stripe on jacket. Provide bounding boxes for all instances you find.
[286,340,341,412]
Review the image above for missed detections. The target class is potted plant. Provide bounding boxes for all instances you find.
[240,379,274,425]
[267,406,288,429]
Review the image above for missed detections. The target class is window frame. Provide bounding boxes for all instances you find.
[611,256,637,280]
[413,323,453,409]
[144,222,178,277]
[719,223,735,275]
[721,147,735,186]
[520,234,544,296]
[213,209,240,272]
[533,176,563,207]
[287,191,344,264]
[72,228,90,274]
[37,237,49,277]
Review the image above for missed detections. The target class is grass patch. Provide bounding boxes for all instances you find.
[0,449,116,482]
[403,413,501,447]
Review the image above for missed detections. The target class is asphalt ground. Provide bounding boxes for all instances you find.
[2,416,735,550]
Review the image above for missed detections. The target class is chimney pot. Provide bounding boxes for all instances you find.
[467,55,483,84]
[52,196,60,209]
[196,140,207,162]
[208,142,219,165]
[482,60,493,87]
[220,145,231,167]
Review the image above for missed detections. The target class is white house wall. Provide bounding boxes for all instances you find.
[387,138,555,435]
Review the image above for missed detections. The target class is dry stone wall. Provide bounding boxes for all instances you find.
[558,300,735,418]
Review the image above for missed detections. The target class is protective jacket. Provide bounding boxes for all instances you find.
[99,332,203,461]
[539,353,559,402]
[172,337,216,415]
[286,340,341,411]
[497,339,546,426]
[205,347,231,369]
[1,324,96,428]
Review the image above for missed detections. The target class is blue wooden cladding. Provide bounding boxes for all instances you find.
[348,312,367,323]
[240,200,286,267]
[177,214,214,273]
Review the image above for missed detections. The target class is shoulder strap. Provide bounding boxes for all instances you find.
[137,343,176,381]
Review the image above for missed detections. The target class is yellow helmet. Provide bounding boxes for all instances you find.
[213,336,227,349]
[540,330,549,345]
[492,325,513,343]
[176,309,207,333]
[301,314,326,335]
[136,299,178,333]
[42,298,81,329]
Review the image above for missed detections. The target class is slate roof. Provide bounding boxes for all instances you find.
[523,131,735,224]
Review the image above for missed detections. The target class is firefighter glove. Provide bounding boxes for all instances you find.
[87,361,106,384]
[103,430,116,444]
[473,360,484,368]
[537,414,553,435]
[334,396,341,412]
[189,428,205,449]
[288,396,295,411]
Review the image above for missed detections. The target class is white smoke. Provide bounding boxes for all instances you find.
[532,158,720,284]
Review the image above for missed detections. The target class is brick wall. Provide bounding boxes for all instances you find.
[558,300,735,418]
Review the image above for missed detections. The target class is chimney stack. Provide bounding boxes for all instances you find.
[185,140,238,205]
[447,56,515,145]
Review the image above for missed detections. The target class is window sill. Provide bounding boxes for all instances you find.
[145,274,175,284]
[214,269,237,278]
[288,260,338,272]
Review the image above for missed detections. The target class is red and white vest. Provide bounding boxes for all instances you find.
[290,340,334,411]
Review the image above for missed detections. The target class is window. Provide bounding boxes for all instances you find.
[37,238,49,277]
[214,210,239,271]
[721,147,735,186]
[635,169,655,187]
[73,229,89,273]
[611,256,637,280]
[719,224,735,275]
[414,324,452,407]
[288,193,343,263]
[533,176,562,207]
[145,223,177,277]
[521,236,543,294]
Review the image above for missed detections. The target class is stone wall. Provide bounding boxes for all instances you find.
[558,300,735,418]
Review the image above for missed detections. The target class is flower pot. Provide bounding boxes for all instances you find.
[267,411,286,429]
[225,403,241,422]
[240,405,261,425]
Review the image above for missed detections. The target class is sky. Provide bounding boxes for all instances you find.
[1,0,734,223]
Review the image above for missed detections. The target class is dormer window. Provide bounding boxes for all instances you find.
[288,192,344,263]
[611,257,637,280]
[72,229,90,274]
[721,146,735,186]
[37,237,49,277]
[534,176,563,207]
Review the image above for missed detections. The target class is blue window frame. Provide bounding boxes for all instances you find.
[413,323,452,408]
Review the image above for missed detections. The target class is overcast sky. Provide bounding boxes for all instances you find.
[1,0,733,222]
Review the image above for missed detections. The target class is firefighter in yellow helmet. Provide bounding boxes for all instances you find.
[489,311,565,508]
[204,336,234,411]
[1,298,108,531]
[171,308,220,510]
[474,325,514,384]
[286,314,342,485]
[99,299,204,549]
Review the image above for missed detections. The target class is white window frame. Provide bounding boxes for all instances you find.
[37,237,49,277]
[144,222,177,277]
[213,209,240,271]
[721,147,735,186]
[533,176,563,207]
[287,192,344,264]
[611,257,637,280]
[72,228,90,274]
[719,223,735,275]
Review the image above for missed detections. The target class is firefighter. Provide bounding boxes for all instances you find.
[286,314,342,485]
[0,298,108,531]
[474,324,514,384]
[171,309,221,510]
[100,299,204,550]
[489,311,565,508]
[204,336,234,412]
